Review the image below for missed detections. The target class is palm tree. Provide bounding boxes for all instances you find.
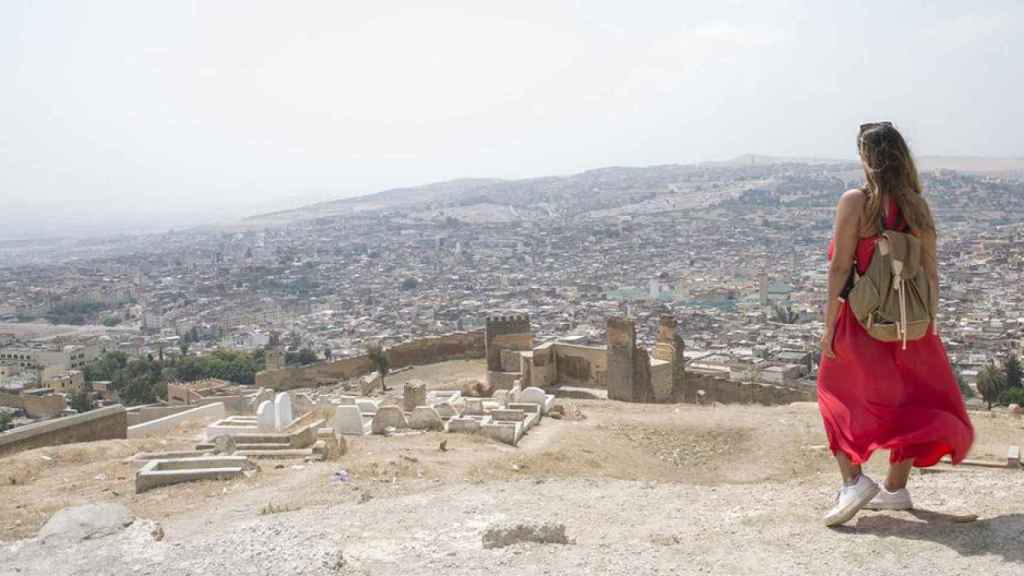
[366,341,391,392]
[977,361,1006,410]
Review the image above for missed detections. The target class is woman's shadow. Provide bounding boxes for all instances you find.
[835,509,1024,564]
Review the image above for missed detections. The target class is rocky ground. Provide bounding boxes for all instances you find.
[3,391,1023,575]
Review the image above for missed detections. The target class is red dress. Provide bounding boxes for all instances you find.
[818,200,974,467]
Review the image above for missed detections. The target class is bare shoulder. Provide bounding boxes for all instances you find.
[837,188,866,209]
[834,188,866,221]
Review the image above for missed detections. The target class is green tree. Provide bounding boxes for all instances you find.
[69,388,94,413]
[977,362,1006,410]
[0,411,12,431]
[83,349,266,406]
[366,341,391,392]
[1005,354,1022,389]
[84,351,129,382]
[997,387,1024,407]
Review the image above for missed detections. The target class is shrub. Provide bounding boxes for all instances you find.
[997,387,1024,407]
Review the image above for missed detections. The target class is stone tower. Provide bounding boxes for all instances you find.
[606,317,654,402]
[484,314,533,372]
[653,315,686,401]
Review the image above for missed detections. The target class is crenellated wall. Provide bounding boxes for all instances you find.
[485,315,533,371]
[255,331,485,391]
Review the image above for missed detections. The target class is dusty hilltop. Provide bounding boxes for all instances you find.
[2,355,1023,576]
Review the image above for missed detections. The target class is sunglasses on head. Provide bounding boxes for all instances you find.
[860,121,893,132]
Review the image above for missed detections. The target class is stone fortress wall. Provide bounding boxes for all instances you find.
[485,315,533,371]
[255,312,814,405]
[255,331,485,391]
[492,313,812,406]
[0,405,127,458]
[0,391,67,419]
[683,370,814,405]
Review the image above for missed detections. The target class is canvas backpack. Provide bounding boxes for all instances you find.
[846,214,934,349]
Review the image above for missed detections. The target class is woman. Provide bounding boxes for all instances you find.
[818,122,974,527]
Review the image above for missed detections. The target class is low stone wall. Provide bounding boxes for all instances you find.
[126,405,193,426]
[255,331,485,391]
[0,405,127,458]
[127,402,226,438]
[684,371,815,405]
[0,391,67,419]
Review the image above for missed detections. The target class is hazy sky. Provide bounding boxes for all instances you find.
[2,1,1022,238]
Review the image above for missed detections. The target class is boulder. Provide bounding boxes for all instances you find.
[38,503,134,545]
[211,435,237,454]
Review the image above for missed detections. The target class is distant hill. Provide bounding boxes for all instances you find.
[720,154,852,166]
[916,156,1024,176]
[242,156,1022,227]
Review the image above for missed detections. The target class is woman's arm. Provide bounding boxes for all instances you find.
[822,189,865,358]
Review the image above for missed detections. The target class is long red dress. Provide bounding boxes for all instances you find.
[817,200,974,467]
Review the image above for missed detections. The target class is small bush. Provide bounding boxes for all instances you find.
[258,502,295,516]
[997,388,1024,407]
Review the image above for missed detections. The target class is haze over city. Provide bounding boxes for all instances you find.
[2,0,1023,239]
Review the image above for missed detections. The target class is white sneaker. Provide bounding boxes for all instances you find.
[823,474,880,527]
[864,487,913,510]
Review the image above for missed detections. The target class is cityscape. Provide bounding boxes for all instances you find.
[2,160,1023,430]
[5,2,1024,573]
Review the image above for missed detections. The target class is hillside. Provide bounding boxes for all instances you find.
[241,162,858,227]
[241,158,1024,229]
[4,393,1022,576]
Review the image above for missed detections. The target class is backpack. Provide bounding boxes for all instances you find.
[846,213,934,349]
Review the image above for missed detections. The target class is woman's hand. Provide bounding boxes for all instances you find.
[821,328,837,359]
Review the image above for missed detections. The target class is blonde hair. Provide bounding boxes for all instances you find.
[858,123,935,235]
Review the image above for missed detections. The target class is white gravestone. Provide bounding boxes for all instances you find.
[257,400,276,432]
[274,392,293,430]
